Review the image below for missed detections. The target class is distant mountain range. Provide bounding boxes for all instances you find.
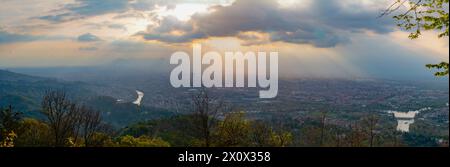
[1,69,92,117]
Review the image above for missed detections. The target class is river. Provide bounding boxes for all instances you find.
[132,90,144,106]
[386,107,431,133]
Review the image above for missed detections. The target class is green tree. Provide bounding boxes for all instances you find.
[346,121,367,147]
[268,130,293,147]
[362,114,380,147]
[15,118,51,147]
[249,121,273,147]
[79,106,104,147]
[382,0,449,76]
[115,135,170,147]
[191,90,224,147]
[41,91,79,146]
[0,105,22,133]
[0,131,16,147]
[0,105,21,142]
[41,90,112,147]
[86,132,114,147]
[214,112,293,147]
[214,112,251,147]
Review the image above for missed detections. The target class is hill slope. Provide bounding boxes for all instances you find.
[0,69,174,127]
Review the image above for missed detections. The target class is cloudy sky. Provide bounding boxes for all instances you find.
[0,0,448,80]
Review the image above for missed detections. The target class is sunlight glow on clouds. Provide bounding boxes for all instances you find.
[0,0,448,80]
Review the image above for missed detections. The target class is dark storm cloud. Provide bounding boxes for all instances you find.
[0,29,67,44]
[306,0,393,34]
[38,13,74,22]
[68,0,129,16]
[151,16,194,33]
[138,0,395,47]
[39,0,129,22]
[137,15,206,43]
[270,29,350,48]
[39,0,164,22]
[38,0,181,22]
[0,30,40,44]
[77,33,102,42]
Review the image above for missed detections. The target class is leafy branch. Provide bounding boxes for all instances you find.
[381,0,449,76]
